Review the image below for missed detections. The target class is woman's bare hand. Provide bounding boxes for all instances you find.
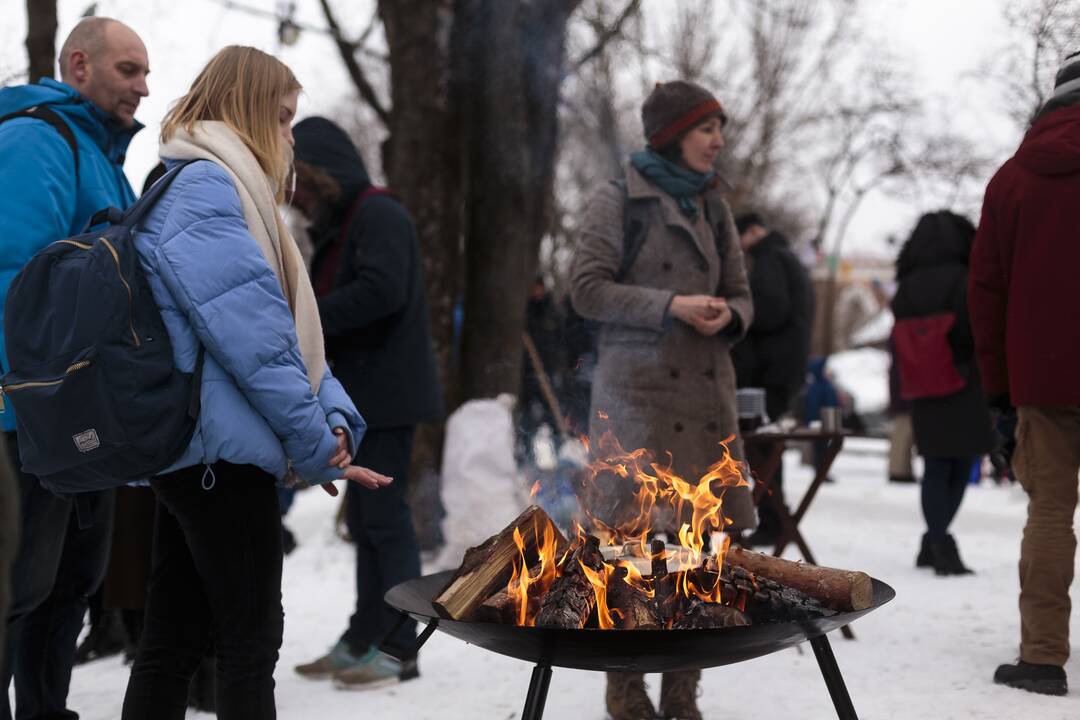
[326,427,352,469]
[320,465,393,496]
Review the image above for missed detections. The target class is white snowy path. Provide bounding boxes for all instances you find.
[63,440,1080,719]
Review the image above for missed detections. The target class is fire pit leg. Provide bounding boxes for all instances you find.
[520,661,553,720]
[810,635,858,720]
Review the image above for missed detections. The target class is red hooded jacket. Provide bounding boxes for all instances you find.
[969,101,1080,405]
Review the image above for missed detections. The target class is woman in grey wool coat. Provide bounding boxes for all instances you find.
[570,80,755,720]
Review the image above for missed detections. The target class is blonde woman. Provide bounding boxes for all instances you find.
[121,46,389,719]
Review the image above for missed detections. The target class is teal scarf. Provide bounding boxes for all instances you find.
[630,149,714,218]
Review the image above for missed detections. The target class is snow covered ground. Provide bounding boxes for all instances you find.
[58,438,1080,719]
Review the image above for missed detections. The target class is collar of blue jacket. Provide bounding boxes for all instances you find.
[0,77,143,164]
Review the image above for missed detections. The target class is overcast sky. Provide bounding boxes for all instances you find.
[0,0,1031,258]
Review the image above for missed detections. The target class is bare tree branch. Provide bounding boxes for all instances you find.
[319,0,391,126]
[572,0,641,71]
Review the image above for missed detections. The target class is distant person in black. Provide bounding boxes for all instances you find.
[731,212,814,547]
[519,276,564,463]
[289,117,442,689]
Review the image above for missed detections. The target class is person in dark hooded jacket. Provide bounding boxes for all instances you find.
[971,53,1080,697]
[732,212,814,546]
[289,117,442,689]
[891,211,991,577]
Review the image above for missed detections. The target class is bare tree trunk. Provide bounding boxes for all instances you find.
[457,0,579,401]
[25,0,58,83]
[378,0,463,550]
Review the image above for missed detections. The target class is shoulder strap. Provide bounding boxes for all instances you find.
[611,178,652,282]
[0,105,79,183]
[82,159,204,232]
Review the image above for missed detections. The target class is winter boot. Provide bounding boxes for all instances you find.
[605,672,656,720]
[994,661,1067,696]
[931,534,974,576]
[915,533,933,568]
[295,640,371,679]
[659,670,702,720]
[333,648,419,690]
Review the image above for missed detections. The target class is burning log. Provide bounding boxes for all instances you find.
[725,565,834,624]
[433,505,569,621]
[724,546,873,612]
[536,535,605,629]
[673,598,750,630]
[606,565,660,630]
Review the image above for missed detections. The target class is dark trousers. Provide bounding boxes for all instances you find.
[122,462,283,720]
[756,387,791,532]
[2,433,113,720]
[921,456,975,539]
[341,427,420,656]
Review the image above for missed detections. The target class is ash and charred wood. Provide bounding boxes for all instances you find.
[433,505,569,621]
[724,546,873,612]
[607,566,660,630]
[673,598,750,630]
[536,535,605,629]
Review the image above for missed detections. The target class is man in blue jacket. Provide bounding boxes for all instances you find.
[0,17,148,720]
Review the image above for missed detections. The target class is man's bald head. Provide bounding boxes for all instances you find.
[58,18,149,128]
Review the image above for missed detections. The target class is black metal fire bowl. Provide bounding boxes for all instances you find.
[385,569,894,674]
[384,569,893,719]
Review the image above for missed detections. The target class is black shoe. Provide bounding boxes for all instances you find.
[889,474,917,484]
[75,609,126,664]
[931,534,974,576]
[282,525,298,556]
[994,661,1067,696]
[916,533,933,568]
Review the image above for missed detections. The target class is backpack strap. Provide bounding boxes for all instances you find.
[82,159,204,232]
[610,178,652,282]
[0,105,79,186]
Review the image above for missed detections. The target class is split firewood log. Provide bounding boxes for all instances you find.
[607,565,660,630]
[536,535,605,629]
[724,546,873,612]
[433,505,569,621]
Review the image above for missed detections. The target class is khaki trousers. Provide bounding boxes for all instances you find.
[1014,405,1080,666]
[888,413,915,478]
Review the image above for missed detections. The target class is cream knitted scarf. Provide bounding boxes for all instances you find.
[160,121,325,391]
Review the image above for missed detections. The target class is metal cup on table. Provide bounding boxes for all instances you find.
[820,406,842,433]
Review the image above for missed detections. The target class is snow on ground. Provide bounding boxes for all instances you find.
[61,440,1080,720]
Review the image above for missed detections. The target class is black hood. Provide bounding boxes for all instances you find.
[895,211,975,279]
[293,116,371,198]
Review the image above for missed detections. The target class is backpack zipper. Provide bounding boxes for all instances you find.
[0,359,92,411]
[52,237,140,347]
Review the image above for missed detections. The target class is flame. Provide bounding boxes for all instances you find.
[505,429,752,628]
[529,480,542,498]
[506,520,563,627]
[579,560,619,629]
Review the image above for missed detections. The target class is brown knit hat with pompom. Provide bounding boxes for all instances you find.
[642,80,727,151]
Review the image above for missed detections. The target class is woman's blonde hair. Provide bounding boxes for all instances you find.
[161,46,300,190]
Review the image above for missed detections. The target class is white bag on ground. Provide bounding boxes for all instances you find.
[431,394,527,570]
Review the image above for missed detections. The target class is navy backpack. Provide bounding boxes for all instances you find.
[0,160,203,493]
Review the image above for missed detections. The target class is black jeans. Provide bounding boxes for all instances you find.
[755,387,791,534]
[122,462,283,720]
[341,427,420,656]
[921,456,975,539]
[2,433,113,720]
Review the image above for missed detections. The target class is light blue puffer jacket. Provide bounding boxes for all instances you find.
[134,159,366,485]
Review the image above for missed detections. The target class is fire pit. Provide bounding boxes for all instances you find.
[383,436,894,719]
[382,568,894,720]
